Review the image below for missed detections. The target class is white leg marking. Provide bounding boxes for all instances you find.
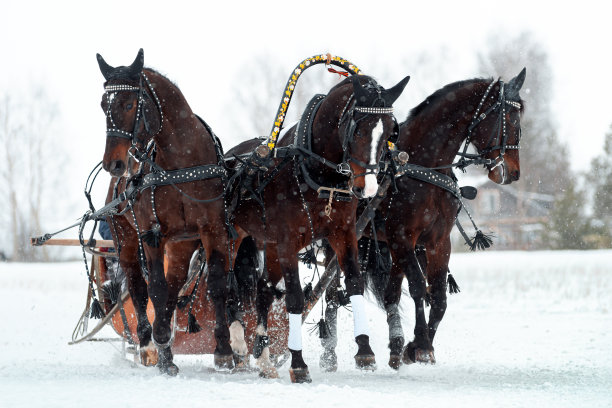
[288,313,302,350]
[350,294,370,337]
[229,320,248,356]
[364,119,383,197]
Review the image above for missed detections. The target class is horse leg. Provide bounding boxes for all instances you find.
[383,261,406,370]
[144,244,179,375]
[319,239,339,372]
[226,235,249,369]
[119,242,156,366]
[203,239,234,370]
[320,273,340,372]
[248,243,279,378]
[276,246,311,383]
[111,215,157,366]
[394,243,434,365]
[425,237,451,358]
[328,233,376,370]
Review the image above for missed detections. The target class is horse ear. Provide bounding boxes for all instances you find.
[505,67,526,100]
[381,75,410,107]
[351,75,370,106]
[96,53,114,80]
[127,48,145,79]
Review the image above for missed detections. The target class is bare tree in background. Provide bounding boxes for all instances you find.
[0,88,65,261]
[228,53,344,144]
[478,32,572,197]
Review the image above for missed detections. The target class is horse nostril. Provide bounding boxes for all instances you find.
[109,160,126,176]
[511,170,520,181]
[352,186,364,198]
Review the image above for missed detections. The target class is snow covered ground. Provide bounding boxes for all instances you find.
[1,250,610,408]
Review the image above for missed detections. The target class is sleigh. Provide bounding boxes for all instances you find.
[32,238,290,365]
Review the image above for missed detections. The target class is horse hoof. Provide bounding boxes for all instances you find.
[233,353,250,372]
[416,349,436,364]
[258,365,280,379]
[319,349,338,372]
[354,354,377,371]
[158,362,179,376]
[139,344,158,367]
[402,344,435,365]
[289,367,312,383]
[214,354,235,371]
[388,354,402,370]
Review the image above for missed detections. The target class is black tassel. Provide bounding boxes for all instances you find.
[337,289,350,306]
[177,295,191,310]
[298,247,317,269]
[303,282,314,302]
[101,281,122,305]
[187,312,202,333]
[470,230,493,251]
[317,319,330,339]
[253,334,269,359]
[90,298,105,319]
[141,224,162,248]
[448,273,460,294]
[307,318,330,338]
[226,270,238,292]
[375,250,387,272]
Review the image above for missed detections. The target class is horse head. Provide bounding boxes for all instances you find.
[470,68,526,185]
[332,75,410,198]
[97,49,163,176]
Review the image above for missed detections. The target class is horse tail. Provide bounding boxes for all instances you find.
[359,237,391,309]
[233,236,259,306]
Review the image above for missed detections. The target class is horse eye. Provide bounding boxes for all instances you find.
[125,103,134,111]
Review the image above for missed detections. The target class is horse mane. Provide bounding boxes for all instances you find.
[143,67,180,89]
[405,77,492,123]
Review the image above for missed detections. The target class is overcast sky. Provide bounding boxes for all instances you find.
[2,0,611,181]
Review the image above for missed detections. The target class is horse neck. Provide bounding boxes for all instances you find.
[309,97,345,167]
[147,74,216,169]
[398,82,488,168]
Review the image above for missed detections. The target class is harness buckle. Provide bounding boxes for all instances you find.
[336,162,352,176]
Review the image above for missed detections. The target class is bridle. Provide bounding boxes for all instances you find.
[103,71,163,161]
[457,79,522,173]
[337,89,397,181]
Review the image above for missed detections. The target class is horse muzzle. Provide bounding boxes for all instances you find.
[108,159,127,177]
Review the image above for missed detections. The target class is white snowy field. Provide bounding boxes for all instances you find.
[0,250,611,408]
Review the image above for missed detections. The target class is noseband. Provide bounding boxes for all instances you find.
[103,72,163,160]
[458,79,522,171]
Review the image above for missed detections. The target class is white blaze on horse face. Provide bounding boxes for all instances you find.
[364,119,383,197]
[288,313,302,350]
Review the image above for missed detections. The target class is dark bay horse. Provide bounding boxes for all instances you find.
[320,69,527,370]
[226,74,410,382]
[97,49,234,375]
